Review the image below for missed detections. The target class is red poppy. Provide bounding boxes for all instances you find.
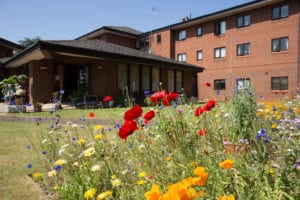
[103,95,113,102]
[88,112,95,118]
[167,92,179,101]
[118,120,138,140]
[150,90,167,104]
[198,129,206,136]
[163,98,170,106]
[205,82,211,87]
[124,105,143,121]
[195,107,204,116]
[143,110,155,124]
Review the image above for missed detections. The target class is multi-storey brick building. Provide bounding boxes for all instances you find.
[144,0,299,101]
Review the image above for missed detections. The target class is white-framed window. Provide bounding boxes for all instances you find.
[177,53,186,62]
[214,47,226,58]
[197,50,203,61]
[237,78,250,91]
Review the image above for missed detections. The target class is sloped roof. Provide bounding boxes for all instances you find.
[76,26,142,40]
[3,39,203,72]
[0,37,24,50]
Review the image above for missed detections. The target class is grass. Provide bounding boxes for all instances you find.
[0,122,50,200]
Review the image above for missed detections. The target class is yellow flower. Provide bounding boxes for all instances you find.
[190,161,196,167]
[94,125,103,131]
[73,162,79,167]
[269,169,275,176]
[145,184,162,200]
[77,138,86,145]
[111,175,116,179]
[111,178,122,187]
[256,111,263,117]
[164,157,172,162]
[271,124,277,129]
[219,159,234,169]
[54,159,67,166]
[96,191,112,200]
[136,180,146,185]
[219,194,235,200]
[32,172,42,180]
[95,133,103,140]
[193,167,208,186]
[276,115,281,120]
[83,147,95,157]
[53,185,58,190]
[47,170,57,177]
[138,171,146,178]
[84,188,96,199]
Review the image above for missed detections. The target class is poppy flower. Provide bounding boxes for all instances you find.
[167,92,179,101]
[88,112,95,119]
[124,105,143,121]
[198,129,206,136]
[205,82,211,87]
[195,107,204,116]
[206,99,216,109]
[150,90,167,104]
[144,110,155,124]
[119,120,138,140]
[103,95,113,103]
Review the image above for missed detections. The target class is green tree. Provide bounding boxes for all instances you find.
[18,37,41,47]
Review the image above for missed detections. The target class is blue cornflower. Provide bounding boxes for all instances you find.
[54,165,62,171]
[42,150,47,155]
[53,98,59,103]
[256,129,266,140]
[264,136,271,143]
[26,145,31,149]
[114,123,121,129]
[27,163,32,168]
[72,137,77,141]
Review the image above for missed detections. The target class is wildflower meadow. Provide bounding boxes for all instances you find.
[25,88,300,200]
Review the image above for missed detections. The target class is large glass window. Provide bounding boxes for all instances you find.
[78,66,89,92]
[237,15,250,27]
[178,30,187,41]
[175,71,182,93]
[271,77,288,90]
[214,47,226,58]
[272,4,289,20]
[152,67,160,92]
[118,63,128,90]
[214,79,226,90]
[130,64,139,92]
[142,66,150,91]
[168,70,175,92]
[272,37,288,52]
[177,53,186,62]
[237,43,250,56]
[214,21,226,35]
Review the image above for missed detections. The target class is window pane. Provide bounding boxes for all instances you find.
[175,71,182,93]
[244,15,250,26]
[244,43,250,55]
[237,45,243,56]
[237,16,243,27]
[272,7,280,19]
[197,51,202,60]
[152,67,160,92]
[197,26,202,36]
[118,63,127,89]
[281,5,289,18]
[168,70,175,92]
[221,47,226,57]
[178,30,186,40]
[272,39,280,51]
[220,21,226,34]
[215,49,220,58]
[142,66,150,91]
[130,64,139,91]
[281,37,288,51]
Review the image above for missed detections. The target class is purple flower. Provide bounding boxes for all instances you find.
[59,89,64,94]
[54,165,62,171]
[42,150,47,155]
[27,163,32,168]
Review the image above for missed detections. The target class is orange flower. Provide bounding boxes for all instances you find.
[88,112,95,119]
[219,159,234,169]
[145,184,162,200]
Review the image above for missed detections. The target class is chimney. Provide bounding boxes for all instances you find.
[181,16,189,22]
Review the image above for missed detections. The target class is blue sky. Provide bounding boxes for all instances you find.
[0,0,252,43]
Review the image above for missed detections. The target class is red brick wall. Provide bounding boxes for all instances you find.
[150,0,299,102]
[94,33,136,49]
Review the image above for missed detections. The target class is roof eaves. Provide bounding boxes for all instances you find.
[0,37,24,50]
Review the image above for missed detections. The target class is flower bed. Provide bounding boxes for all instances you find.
[25,90,300,200]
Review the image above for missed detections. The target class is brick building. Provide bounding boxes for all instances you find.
[144,0,299,101]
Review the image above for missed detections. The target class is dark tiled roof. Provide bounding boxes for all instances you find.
[42,39,202,70]
[0,37,24,50]
[105,26,143,35]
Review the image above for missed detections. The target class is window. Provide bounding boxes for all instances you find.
[178,30,186,41]
[130,64,139,91]
[152,67,160,92]
[214,79,226,90]
[142,66,150,91]
[272,4,289,20]
[272,37,288,52]
[156,34,161,43]
[237,15,250,27]
[175,71,183,93]
[118,63,128,90]
[197,50,203,61]
[214,47,226,58]
[237,43,250,56]
[177,53,186,62]
[271,77,288,90]
[197,26,202,37]
[237,78,250,91]
[214,21,226,35]
[168,70,175,92]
